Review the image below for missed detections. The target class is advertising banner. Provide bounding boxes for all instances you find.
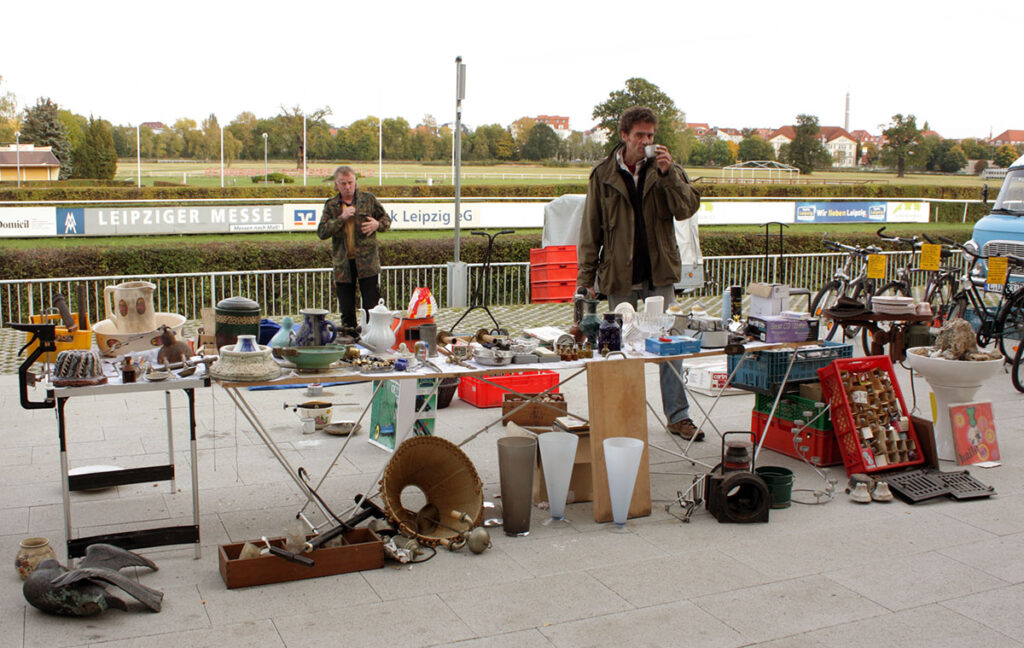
[284,201,546,232]
[794,201,929,223]
[55,206,285,235]
[0,207,56,237]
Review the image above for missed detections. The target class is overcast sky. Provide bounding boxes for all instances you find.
[3,0,1019,140]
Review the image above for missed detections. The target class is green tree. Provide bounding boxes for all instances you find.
[521,123,560,160]
[278,105,332,167]
[0,75,17,141]
[737,135,775,162]
[21,98,73,179]
[862,141,880,167]
[73,116,117,179]
[880,113,921,178]
[173,118,201,158]
[688,140,709,166]
[939,145,968,173]
[592,77,687,161]
[960,138,993,160]
[228,111,260,159]
[709,139,735,166]
[994,144,1019,169]
[782,114,828,174]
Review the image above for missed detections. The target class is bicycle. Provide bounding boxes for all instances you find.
[810,235,882,342]
[919,233,961,325]
[939,236,1024,361]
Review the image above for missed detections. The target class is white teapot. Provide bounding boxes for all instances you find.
[358,299,400,353]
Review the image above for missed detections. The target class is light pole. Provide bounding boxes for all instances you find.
[219,125,225,188]
[447,56,468,309]
[14,131,21,188]
[136,124,141,188]
[302,113,307,186]
[262,133,268,185]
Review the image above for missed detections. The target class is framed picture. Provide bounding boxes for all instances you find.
[949,402,999,465]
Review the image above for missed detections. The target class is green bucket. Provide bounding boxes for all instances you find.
[755,466,795,509]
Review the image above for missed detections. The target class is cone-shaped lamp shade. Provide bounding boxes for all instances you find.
[603,437,645,526]
[538,431,579,520]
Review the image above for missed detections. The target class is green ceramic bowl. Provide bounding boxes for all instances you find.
[275,345,348,369]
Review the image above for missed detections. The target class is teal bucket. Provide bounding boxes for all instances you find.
[755,466,795,509]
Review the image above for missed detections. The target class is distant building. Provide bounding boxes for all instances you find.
[140,121,166,135]
[0,144,61,182]
[992,130,1024,147]
[767,125,858,167]
[583,126,608,146]
[850,130,884,147]
[688,122,710,136]
[715,127,743,144]
[534,115,571,140]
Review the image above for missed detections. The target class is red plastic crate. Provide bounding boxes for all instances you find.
[530,245,577,265]
[751,410,843,467]
[458,371,560,408]
[817,356,924,476]
[530,280,575,303]
[531,262,578,283]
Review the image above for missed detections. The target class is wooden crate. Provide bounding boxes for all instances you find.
[218,528,383,589]
[501,393,568,427]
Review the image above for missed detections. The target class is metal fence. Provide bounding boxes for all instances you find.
[0,251,948,325]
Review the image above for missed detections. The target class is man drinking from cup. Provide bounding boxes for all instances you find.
[576,106,703,439]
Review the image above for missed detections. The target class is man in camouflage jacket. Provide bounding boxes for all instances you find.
[317,166,392,327]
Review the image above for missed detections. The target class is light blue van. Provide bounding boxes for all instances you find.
[969,154,1024,269]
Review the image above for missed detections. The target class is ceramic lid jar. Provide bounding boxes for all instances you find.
[215,296,260,350]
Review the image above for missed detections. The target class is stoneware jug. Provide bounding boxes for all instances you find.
[15,537,56,581]
[294,308,338,346]
[104,281,157,334]
[358,299,399,353]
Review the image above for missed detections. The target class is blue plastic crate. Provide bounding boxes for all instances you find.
[645,335,702,356]
[727,341,854,395]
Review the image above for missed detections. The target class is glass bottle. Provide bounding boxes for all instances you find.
[598,313,621,352]
[579,298,602,346]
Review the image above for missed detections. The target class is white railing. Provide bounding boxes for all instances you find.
[0,251,943,325]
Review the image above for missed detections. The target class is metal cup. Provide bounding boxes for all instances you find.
[419,323,438,357]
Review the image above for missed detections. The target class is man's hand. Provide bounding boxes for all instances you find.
[360,218,380,235]
[654,145,673,174]
[576,285,596,299]
[341,205,356,220]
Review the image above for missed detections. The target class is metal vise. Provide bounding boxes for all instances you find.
[6,322,58,410]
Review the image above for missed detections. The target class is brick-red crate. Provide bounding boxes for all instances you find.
[531,262,578,283]
[530,245,577,265]
[751,410,843,467]
[458,371,560,408]
[531,280,575,303]
[817,355,924,476]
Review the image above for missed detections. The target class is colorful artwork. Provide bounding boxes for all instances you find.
[949,402,999,465]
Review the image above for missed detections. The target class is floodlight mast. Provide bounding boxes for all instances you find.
[453,55,465,263]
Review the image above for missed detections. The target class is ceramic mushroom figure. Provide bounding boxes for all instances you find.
[157,326,192,365]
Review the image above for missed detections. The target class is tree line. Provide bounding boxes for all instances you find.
[3,73,1021,180]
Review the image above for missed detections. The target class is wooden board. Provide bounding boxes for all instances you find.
[586,358,650,522]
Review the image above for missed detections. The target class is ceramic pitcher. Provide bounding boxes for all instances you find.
[294,308,338,346]
[103,281,157,334]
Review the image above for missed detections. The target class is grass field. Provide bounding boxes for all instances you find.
[114,160,997,189]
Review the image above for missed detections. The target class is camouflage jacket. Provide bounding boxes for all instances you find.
[317,190,391,283]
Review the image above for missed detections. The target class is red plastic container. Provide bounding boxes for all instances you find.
[458,371,560,408]
[531,262,578,283]
[751,410,843,467]
[530,280,576,303]
[530,246,577,265]
[817,355,924,476]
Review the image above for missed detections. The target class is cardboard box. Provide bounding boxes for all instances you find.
[502,393,568,427]
[746,315,820,343]
[799,381,824,402]
[685,360,746,396]
[750,295,786,317]
[218,529,383,589]
[747,283,790,299]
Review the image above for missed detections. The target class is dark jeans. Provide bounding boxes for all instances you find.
[336,261,381,328]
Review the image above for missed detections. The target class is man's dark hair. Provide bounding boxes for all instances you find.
[619,106,658,135]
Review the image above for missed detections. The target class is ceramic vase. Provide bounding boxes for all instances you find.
[15,537,56,581]
[295,309,338,347]
[269,316,295,348]
[235,334,258,353]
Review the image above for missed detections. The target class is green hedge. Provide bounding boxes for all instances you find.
[0,230,973,280]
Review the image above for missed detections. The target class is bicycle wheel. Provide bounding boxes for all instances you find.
[924,274,958,325]
[811,280,845,341]
[996,289,1024,361]
[863,281,911,353]
[1013,334,1024,393]
[841,281,868,340]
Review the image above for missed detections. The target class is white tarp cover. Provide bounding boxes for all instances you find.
[541,194,703,265]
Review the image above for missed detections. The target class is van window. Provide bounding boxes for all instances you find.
[993,169,1024,215]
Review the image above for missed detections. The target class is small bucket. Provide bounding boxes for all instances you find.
[755,466,795,509]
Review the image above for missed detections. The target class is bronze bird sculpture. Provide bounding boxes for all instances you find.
[23,544,163,616]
